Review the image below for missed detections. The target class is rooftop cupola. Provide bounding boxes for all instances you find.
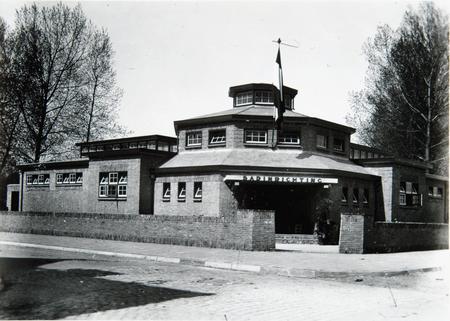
[228,83,298,110]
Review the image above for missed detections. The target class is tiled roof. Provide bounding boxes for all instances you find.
[160,148,376,176]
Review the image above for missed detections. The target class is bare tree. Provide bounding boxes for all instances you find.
[82,29,123,143]
[0,17,22,175]
[1,2,126,164]
[347,3,448,175]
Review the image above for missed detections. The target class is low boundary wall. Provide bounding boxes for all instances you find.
[0,210,275,251]
[339,214,449,253]
[366,222,448,253]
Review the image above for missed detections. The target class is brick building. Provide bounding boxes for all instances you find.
[6,83,448,248]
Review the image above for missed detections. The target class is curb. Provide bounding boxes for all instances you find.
[0,240,442,278]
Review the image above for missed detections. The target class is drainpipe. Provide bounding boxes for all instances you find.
[19,170,24,212]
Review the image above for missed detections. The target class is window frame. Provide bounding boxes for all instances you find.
[26,174,50,187]
[399,181,422,207]
[209,129,226,146]
[316,134,328,149]
[333,138,345,152]
[193,182,202,202]
[341,187,348,204]
[178,182,186,202]
[278,133,301,145]
[235,91,253,106]
[244,129,268,144]
[99,171,127,199]
[352,188,359,204]
[186,131,203,147]
[162,182,171,202]
[254,90,274,104]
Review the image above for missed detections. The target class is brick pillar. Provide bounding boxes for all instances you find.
[339,213,372,254]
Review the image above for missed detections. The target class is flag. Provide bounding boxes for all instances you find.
[275,47,285,130]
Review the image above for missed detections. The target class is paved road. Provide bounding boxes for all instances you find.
[0,244,448,320]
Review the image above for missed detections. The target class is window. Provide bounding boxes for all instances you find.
[138,141,147,149]
[429,186,443,199]
[112,144,121,151]
[400,182,407,205]
[26,174,50,186]
[400,181,421,206]
[333,138,344,152]
[278,133,301,145]
[284,96,293,109]
[162,182,171,202]
[254,91,274,104]
[158,142,169,151]
[245,130,267,144]
[170,144,178,152]
[368,152,373,159]
[186,132,202,147]
[99,171,127,199]
[363,188,369,204]
[178,182,186,202]
[236,92,253,105]
[352,188,359,204]
[316,134,328,149]
[99,185,107,197]
[209,130,226,145]
[55,173,83,185]
[118,185,127,197]
[361,150,367,159]
[109,172,118,184]
[148,141,156,150]
[341,187,348,203]
[354,149,361,159]
[194,182,202,202]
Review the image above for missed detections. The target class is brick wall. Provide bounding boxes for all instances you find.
[338,214,370,254]
[339,213,449,253]
[0,209,275,251]
[154,174,224,217]
[366,222,449,252]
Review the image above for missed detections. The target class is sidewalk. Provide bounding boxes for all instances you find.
[0,232,448,278]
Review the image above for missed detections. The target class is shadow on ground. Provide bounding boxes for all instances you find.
[0,257,212,319]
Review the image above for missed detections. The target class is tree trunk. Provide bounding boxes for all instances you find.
[86,79,98,143]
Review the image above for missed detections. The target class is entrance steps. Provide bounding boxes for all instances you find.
[276,234,320,245]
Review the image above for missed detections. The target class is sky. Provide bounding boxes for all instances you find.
[0,0,448,139]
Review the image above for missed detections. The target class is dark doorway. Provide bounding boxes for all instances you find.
[10,191,19,211]
[236,183,321,234]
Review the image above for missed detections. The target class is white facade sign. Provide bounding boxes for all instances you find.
[224,175,338,184]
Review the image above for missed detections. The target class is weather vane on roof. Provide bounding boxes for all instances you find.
[272,38,299,48]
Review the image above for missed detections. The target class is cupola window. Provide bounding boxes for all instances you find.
[255,91,274,104]
[236,92,253,106]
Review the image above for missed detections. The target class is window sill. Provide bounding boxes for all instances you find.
[398,205,422,209]
[244,143,269,148]
[162,199,170,202]
[208,143,226,148]
[185,145,202,150]
[26,185,50,188]
[193,199,202,203]
[277,144,303,149]
[333,150,346,155]
[56,184,82,187]
[98,198,127,201]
